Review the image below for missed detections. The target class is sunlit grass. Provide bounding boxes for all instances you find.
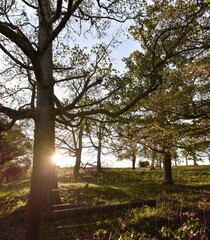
[1,166,209,218]
[1,165,209,239]
[57,165,210,210]
[0,179,30,217]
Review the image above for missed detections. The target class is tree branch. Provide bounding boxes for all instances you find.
[40,0,76,53]
[0,118,17,133]
[57,80,160,120]
[0,43,33,70]
[0,22,36,61]
[0,104,35,120]
[21,0,37,9]
[55,72,89,83]
[52,0,63,23]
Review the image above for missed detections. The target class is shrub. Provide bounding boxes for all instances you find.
[138,160,150,168]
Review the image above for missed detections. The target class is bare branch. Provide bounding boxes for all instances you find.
[0,104,36,120]
[0,118,17,133]
[0,22,36,61]
[55,72,89,83]
[21,0,37,9]
[53,66,76,72]
[57,80,160,120]
[26,68,36,109]
[0,43,33,70]
[55,116,83,128]
[73,85,120,109]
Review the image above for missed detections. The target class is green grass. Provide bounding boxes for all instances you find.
[0,165,209,239]
[0,179,30,217]
[58,166,210,207]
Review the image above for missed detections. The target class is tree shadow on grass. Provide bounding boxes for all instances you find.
[174,183,210,192]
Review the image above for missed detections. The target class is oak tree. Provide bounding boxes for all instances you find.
[0,1,158,239]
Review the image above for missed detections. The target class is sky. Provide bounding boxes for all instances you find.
[0,3,141,169]
[54,151,209,169]
[111,38,140,72]
[53,24,142,168]
[0,1,209,169]
[54,140,210,168]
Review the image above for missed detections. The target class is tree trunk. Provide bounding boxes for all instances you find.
[25,86,61,240]
[132,154,136,170]
[97,123,102,173]
[97,144,102,173]
[151,151,155,168]
[73,125,83,179]
[185,156,188,166]
[73,150,82,179]
[163,151,173,185]
[25,5,61,239]
[193,152,197,165]
[159,158,162,169]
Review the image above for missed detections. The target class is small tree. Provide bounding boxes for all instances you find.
[56,121,85,179]
[85,117,112,173]
[0,119,32,183]
[111,122,142,170]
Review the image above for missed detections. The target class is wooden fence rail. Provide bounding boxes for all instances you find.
[41,200,156,221]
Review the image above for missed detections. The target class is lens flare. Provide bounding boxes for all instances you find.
[53,152,62,166]
[52,152,71,167]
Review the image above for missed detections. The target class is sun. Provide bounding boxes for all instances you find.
[53,152,63,166]
[52,152,71,167]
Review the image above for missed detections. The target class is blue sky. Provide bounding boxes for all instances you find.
[111,38,140,73]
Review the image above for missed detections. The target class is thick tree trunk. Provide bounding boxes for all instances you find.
[73,150,82,179]
[25,6,61,239]
[25,86,61,240]
[193,153,197,165]
[163,151,173,185]
[73,125,83,179]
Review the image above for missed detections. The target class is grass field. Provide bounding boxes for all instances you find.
[0,165,209,239]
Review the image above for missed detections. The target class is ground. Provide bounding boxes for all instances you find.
[0,165,209,239]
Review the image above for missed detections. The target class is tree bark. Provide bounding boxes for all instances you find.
[73,125,83,179]
[97,144,102,173]
[157,157,162,168]
[73,150,82,179]
[185,156,188,166]
[25,86,61,240]
[97,123,102,173]
[132,154,136,170]
[193,152,197,165]
[163,151,173,185]
[25,4,61,239]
